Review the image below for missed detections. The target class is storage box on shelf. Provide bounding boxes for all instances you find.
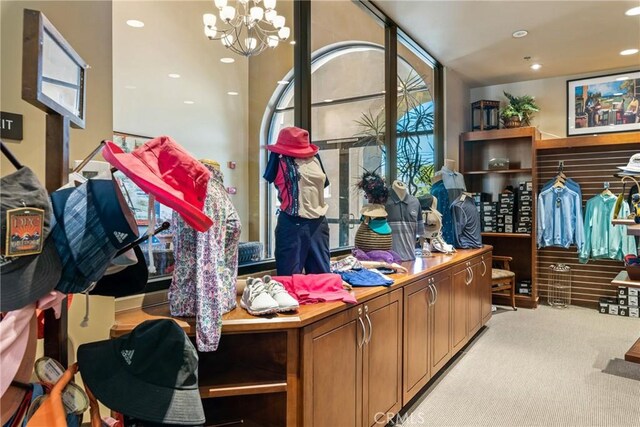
[460,127,540,308]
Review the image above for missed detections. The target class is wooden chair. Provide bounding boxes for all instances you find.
[491,255,517,311]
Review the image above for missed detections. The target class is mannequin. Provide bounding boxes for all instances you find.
[199,159,221,171]
[386,180,424,261]
[263,127,330,276]
[430,158,466,246]
[170,161,241,352]
[392,180,407,201]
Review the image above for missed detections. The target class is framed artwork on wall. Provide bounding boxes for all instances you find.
[567,71,640,136]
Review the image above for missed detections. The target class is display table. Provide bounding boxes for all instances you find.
[112,246,493,426]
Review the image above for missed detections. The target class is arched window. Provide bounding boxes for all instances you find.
[261,42,435,256]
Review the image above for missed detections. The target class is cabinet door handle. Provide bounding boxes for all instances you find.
[365,306,373,344]
[357,308,366,348]
[427,283,435,306]
[433,282,438,303]
[481,260,487,277]
[470,266,474,283]
[465,267,472,285]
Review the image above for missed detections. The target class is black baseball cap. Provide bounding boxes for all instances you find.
[91,245,148,297]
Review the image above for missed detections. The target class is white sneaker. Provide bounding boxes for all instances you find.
[240,277,279,316]
[431,235,455,254]
[264,276,299,313]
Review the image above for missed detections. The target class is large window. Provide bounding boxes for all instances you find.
[262,41,437,254]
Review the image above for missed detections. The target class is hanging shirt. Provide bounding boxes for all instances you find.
[263,152,329,219]
[541,177,582,201]
[431,180,454,244]
[385,190,424,261]
[537,186,584,250]
[169,166,241,352]
[451,194,482,249]
[578,194,637,263]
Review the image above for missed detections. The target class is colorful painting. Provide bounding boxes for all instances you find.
[567,71,640,136]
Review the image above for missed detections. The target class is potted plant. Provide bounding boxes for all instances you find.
[499,91,540,128]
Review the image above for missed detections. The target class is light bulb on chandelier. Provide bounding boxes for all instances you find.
[203,0,290,57]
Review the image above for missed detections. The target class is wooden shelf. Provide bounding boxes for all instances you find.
[611,270,640,288]
[461,126,540,142]
[199,367,287,398]
[535,131,640,150]
[481,232,531,238]
[466,168,532,175]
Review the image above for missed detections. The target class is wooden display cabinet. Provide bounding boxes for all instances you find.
[460,127,540,308]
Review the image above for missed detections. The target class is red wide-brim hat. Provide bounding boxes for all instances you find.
[102,137,213,232]
[266,126,319,158]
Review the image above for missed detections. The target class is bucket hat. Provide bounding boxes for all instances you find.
[618,153,640,173]
[1,167,61,312]
[360,204,388,218]
[266,127,318,158]
[91,245,148,298]
[0,306,36,401]
[77,319,205,425]
[50,178,138,294]
[102,136,213,232]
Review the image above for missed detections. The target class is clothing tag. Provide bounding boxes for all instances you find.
[5,207,45,257]
[461,194,467,201]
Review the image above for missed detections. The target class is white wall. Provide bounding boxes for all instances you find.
[112,1,249,239]
[444,67,470,167]
[470,66,639,139]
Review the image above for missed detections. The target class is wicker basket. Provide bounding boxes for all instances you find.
[354,220,392,252]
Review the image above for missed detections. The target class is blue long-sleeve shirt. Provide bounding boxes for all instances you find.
[578,194,637,263]
[537,186,584,250]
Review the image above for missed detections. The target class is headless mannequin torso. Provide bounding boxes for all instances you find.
[392,180,407,200]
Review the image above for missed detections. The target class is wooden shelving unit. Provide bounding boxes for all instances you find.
[481,232,531,238]
[460,127,540,308]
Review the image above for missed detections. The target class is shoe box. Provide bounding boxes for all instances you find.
[472,193,492,212]
[599,294,640,317]
[617,286,639,307]
[519,181,533,192]
[481,202,497,232]
[516,280,531,295]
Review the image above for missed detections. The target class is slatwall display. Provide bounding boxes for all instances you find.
[536,146,638,308]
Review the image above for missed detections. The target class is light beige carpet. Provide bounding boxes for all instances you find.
[400,305,640,427]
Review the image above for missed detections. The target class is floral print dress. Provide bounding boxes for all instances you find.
[169,165,241,352]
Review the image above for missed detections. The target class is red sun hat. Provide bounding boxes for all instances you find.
[267,126,319,158]
[102,136,213,232]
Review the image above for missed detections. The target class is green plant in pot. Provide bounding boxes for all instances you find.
[500,91,540,128]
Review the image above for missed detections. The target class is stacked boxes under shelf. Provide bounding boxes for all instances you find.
[599,286,640,318]
[516,181,533,234]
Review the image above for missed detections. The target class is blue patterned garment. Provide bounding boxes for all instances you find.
[170,165,241,352]
[430,180,454,245]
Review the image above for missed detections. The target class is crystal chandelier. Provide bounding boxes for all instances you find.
[202,0,290,57]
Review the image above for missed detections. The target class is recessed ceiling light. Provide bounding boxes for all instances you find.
[512,30,528,38]
[530,63,542,70]
[324,99,333,103]
[126,20,145,28]
[124,85,136,89]
[168,73,181,78]
[220,57,235,64]
[616,76,630,81]
[620,48,639,56]
[277,80,289,85]
[290,40,296,45]
[625,6,640,16]
[227,91,239,96]
[183,100,195,104]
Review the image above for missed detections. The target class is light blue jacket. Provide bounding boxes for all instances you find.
[578,194,637,263]
[537,186,584,250]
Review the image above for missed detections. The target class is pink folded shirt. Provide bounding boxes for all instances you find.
[272,274,357,305]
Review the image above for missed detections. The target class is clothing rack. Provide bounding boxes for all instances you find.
[534,132,639,308]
